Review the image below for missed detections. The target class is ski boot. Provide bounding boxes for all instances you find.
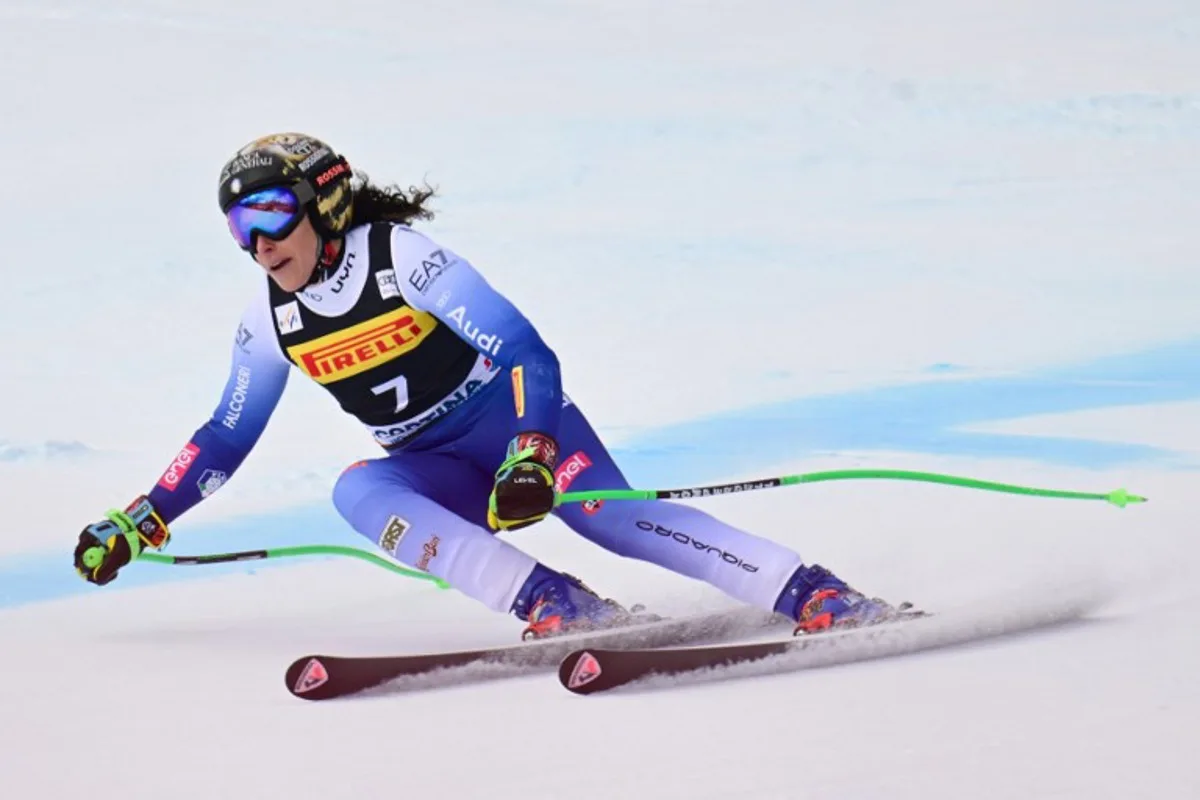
[512,565,637,640]
[774,563,912,635]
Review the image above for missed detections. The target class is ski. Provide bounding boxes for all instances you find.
[558,584,1107,695]
[285,606,785,700]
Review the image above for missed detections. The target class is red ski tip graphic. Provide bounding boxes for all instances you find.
[294,658,330,694]
[567,652,602,689]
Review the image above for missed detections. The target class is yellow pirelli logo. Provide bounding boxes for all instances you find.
[512,365,526,418]
[286,307,437,384]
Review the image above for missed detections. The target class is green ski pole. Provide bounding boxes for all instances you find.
[137,469,1142,586]
[557,468,1146,508]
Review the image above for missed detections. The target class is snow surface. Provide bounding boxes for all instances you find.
[2,1,1199,797]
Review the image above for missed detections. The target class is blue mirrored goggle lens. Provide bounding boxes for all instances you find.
[225,186,305,250]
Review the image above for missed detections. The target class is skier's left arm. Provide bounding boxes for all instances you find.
[394,227,563,441]
[393,227,564,531]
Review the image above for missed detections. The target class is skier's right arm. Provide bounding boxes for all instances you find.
[144,312,291,525]
[73,298,291,585]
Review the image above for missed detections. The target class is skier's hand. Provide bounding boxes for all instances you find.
[73,496,170,586]
[488,432,560,532]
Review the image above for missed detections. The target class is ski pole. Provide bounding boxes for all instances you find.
[556,468,1147,508]
[139,469,1142,583]
[139,544,451,588]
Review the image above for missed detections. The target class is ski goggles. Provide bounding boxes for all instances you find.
[224,182,315,251]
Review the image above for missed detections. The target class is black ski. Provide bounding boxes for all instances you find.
[558,614,926,695]
[558,588,1105,695]
[285,607,784,700]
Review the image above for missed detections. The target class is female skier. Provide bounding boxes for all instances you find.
[72,133,900,639]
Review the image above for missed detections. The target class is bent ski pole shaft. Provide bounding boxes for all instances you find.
[556,469,1147,508]
[139,544,451,588]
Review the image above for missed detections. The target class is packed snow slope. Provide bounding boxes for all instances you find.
[1,1,1198,798]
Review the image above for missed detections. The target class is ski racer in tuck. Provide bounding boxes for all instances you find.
[72,132,904,639]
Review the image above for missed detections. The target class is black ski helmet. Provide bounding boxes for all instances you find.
[217,132,354,241]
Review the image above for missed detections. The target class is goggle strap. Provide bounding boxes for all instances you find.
[291,180,316,204]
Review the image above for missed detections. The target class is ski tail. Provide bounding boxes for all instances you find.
[558,579,1111,696]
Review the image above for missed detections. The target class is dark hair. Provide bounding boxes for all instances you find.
[347,172,437,229]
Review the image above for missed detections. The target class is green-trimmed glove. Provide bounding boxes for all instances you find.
[487,432,560,532]
[73,496,171,586]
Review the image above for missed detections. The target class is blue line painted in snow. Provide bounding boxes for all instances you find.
[2,338,1196,610]
[624,338,1200,487]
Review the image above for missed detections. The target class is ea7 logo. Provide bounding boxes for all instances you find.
[235,323,254,353]
[157,443,200,492]
[408,249,454,295]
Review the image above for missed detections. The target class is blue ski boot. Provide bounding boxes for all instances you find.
[511,565,633,640]
[774,563,905,635]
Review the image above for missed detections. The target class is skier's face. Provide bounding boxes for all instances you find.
[253,214,320,292]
